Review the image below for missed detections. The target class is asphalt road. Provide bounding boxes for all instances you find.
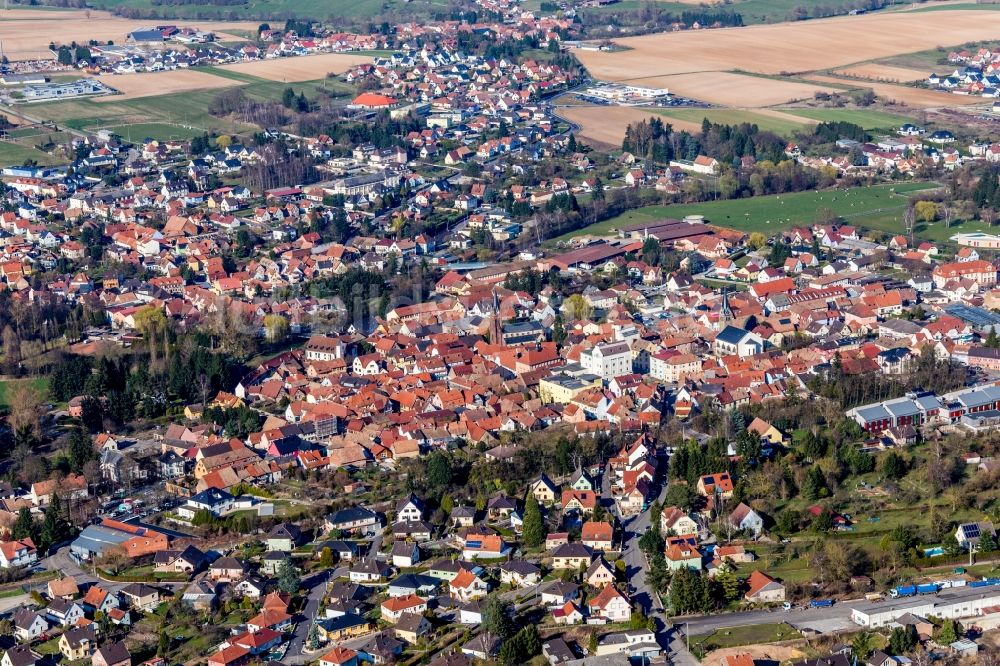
[283,568,337,664]
[284,531,381,664]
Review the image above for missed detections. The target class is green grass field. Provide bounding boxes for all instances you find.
[0,140,59,167]
[102,123,209,141]
[655,108,809,136]
[556,182,939,240]
[781,107,916,129]
[688,623,802,651]
[0,377,49,408]
[24,73,352,139]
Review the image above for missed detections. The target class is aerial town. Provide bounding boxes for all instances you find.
[1,0,1000,665]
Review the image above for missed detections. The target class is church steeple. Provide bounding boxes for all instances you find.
[720,288,733,325]
[491,285,503,344]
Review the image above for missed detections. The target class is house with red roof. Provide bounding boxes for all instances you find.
[745,570,785,603]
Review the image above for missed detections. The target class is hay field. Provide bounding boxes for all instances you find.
[804,74,984,106]
[835,64,931,82]
[95,70,239,101]
[627,72,841,106]
[0,7,259,60]
[561,105,701,144]
[575,10,1000,78]
[217,53,374,82]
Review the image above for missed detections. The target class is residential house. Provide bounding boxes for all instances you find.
[745,570,785,603]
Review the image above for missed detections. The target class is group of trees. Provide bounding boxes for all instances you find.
[622,117,789,166]
[46,339,237,432]
[812,348,967,409]
[209,88,288,128]
[13,494,73,554]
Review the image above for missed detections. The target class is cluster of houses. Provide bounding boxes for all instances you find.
[927,46,1000,98]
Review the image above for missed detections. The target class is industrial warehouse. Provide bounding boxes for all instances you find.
[851,585,1000,628]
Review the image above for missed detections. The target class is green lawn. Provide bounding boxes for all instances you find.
[0,140,59,167]
[103,123,209,141]
[0,377,49,408]
[688,623,802,651]
[26,74,353,137]
[556,182,939,239]
[654,108,809,136]
[781,108,916,129]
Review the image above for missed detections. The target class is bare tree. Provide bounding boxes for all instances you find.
[8,382,43,446]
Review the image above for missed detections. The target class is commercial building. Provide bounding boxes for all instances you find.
[851,586,1000,627]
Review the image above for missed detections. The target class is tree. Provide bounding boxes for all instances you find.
[664,483,695,511]
[914,200,939,224]
[522,494,545,548]
[669,567,713,614]
[12,506,33,541]
[158,630,170,657]
[426,452,453,489]
[802,466,828,500]
[881,451,907,480]
[281,87,296,108]
[776,509,799,535]
[8,382,43,446]
[563,293,593,321]
[889,625,917,654]
[936,618,962,645]
[277,558,300,594]
[852,630,875,661]
[318,547,334,568]
[482,597,515,639]
[67,428,96,474]
[588,630,598,654]
[988,327,1000,348]
[40,494,70,552]
[263,314,289,343]
[748,232,767,250]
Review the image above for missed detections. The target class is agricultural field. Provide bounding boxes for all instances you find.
[574,10,1000,79]
[554,182,939,239]
[0,7,258,60]
[834,64,929,83]
[216,53,373,82]
[25,89,255,136]
[655,108,815,136]
[622,72,842,107]
[780,107,916,128]
[571,8,999,144]
[22,70,352,140]
[560,105,672,145]
[76,0,451,22]
[803,74,982,106]
[95,70,240,101]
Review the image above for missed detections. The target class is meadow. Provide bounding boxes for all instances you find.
[22,70,353,141]
[655,108,814,136]
[0,140,59,166]
[780,108,916,129]
[555,182,940,240]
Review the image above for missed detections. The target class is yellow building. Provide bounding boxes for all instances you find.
[539,373,602,405]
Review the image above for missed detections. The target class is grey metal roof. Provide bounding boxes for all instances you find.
[883,398,920,418]
[72,525,130,555]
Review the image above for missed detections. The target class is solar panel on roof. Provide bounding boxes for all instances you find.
[965,524,981,539]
